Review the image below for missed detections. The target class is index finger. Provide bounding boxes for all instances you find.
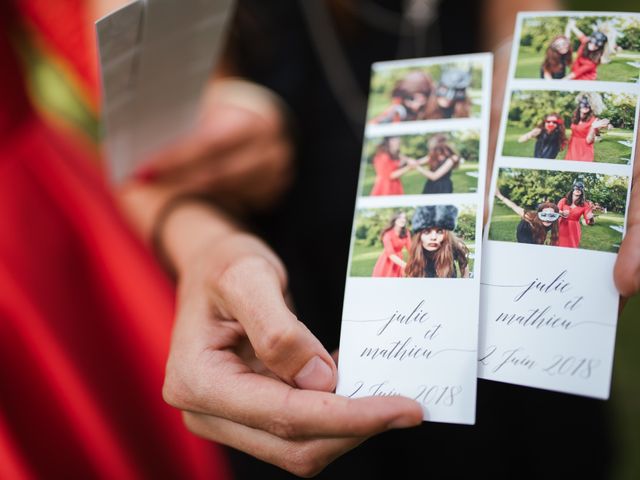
[212,255,338,392]
[172,350,423,440]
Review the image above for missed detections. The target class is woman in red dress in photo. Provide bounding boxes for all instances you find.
[565,21,608,81]
[565,93,610,162]
[557,180,595,248]
[370,136,413,196]
[372,211,412,277]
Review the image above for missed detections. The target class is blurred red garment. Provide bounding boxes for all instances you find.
[0,3,229,479]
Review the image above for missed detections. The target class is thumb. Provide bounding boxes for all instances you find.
[614,132,640,298]
[213,255,337,391]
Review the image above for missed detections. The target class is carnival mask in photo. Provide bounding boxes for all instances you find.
[537,211,561,222]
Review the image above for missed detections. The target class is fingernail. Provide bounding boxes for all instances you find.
[387,415,423,429]
[294,356,334,391]
[134,166,159,183]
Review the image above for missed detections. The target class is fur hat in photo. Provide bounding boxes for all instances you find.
[412,205,458,233]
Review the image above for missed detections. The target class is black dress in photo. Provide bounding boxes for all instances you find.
[534,129,562,159]
[421,160,453,194]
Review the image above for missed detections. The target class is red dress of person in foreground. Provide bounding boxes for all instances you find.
[372,228,412,277]
[0,2,228,479]
[370,137,405,196]
[557,196,593,248]
[565,115,596,161]
[371,152,403,195]
[571,35,599,80]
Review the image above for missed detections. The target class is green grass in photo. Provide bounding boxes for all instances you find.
[361,161,479,195]
[488,201,624,253]
[502,124,633,164]
[349,243,404,277]
[350,241,476,277]
[515,45,640,83]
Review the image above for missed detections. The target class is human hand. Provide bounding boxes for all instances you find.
[592,118,610,130]
[614,129,640,298]
[135,79,293,211]
[162,228,423,476]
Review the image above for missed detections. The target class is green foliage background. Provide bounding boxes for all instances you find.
[520,16,619,52]
[495,168,629,213]
[363,130,480,164]
[515,14,640,82]
[507,90,637,130]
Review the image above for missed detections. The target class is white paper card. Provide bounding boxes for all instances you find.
[336,53,493,424]
[96,0,235,183]
[480,11,640,399]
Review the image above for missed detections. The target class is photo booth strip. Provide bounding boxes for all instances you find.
[96,0,236,183]
[480,11,640,399]
[336,53,493,425]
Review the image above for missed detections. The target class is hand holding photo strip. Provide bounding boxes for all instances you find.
[480,11,640,399]
[337,54,492,425]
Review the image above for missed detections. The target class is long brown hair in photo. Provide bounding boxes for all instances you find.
[581,39,605,65]
[376,137,401,160]
[405,230,469,278]
[537,113,568,150]
[523,201,560,245]
[564,189,585,207]
[380,211,408,242]
[543,36,573,75]
[426,134,459,170]
[424,94,470,120]
[572,105,593,125]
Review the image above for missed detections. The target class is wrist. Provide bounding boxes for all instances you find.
[160,198,241,278]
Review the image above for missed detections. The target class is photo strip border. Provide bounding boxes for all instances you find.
[480,11,640,399]
[337,53,493,424]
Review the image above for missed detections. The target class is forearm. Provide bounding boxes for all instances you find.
[519,129,538,143]
[117,182,244,278]
[390,165,411,179]
[497,193,524,217]
[389,254,405,267]
[162,200,242,277]
[416,166,436,181]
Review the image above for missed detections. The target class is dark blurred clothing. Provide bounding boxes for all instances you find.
[0,3,228,478]
[228,1,614,478]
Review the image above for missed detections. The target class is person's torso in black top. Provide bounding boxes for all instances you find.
[225,2,613,478]
[422,159,453,194]
[539,59,567,79]
[534,129,561,159]
[516,218,537,243]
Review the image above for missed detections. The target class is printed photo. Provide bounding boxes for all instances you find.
[503,90,637,164]
[488,168,628,253]
[515,14,640,83]
[361,131,480,196]
[350,204,476,278]
[367,60,484,124]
